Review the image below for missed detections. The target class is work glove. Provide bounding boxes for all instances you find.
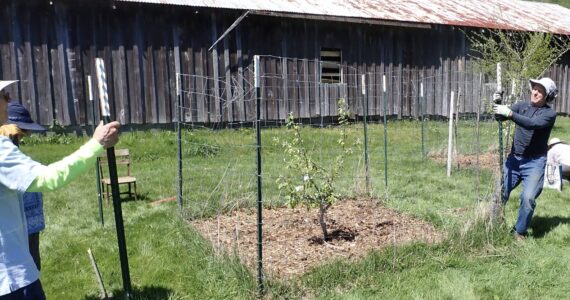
[492,91,504,104]
[493,104,512,118]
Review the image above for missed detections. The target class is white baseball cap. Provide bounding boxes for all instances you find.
[548,137,565,147]
[0,80,18,92]
[529,77,557,100]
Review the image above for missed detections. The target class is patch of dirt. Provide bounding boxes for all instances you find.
[190,199,443,279]
[430,152,500,172]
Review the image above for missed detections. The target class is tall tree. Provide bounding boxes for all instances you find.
[467,29,570,98]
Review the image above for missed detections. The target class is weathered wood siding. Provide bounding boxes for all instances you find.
[0,0,568,126]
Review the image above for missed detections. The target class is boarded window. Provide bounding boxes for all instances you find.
[320,48,342,84]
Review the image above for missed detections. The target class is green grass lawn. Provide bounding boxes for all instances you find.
[20,116,570,299]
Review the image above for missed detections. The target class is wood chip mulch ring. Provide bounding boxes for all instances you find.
[189,198,444,279]
[430,152,501,173]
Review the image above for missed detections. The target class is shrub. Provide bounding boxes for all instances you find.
[275,98,353,241]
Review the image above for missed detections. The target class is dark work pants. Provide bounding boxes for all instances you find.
[0,280,46,300]
[28,233,41,271]
[562,165,570,181]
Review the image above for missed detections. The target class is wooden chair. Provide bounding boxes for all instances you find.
[98,149,138,202]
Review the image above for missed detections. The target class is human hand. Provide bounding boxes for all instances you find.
[93,121,120,148]
[493,104,512,118]
[492,91,504,104]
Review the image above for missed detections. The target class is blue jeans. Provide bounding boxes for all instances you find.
[502,154,546,235]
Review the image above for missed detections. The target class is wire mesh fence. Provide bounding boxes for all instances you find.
[175,55,520,292]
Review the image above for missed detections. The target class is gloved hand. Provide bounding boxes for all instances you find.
[492,91,504,104]
[493,104,512,118]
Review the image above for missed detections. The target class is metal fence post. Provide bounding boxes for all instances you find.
[254,55,265,297]
[95,58,132,300]
[361,74,370,194]
[88,75,104,226]
[176,73,183,210]
[382,75,388,187]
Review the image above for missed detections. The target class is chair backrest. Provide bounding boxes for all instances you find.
[98,149,132,177]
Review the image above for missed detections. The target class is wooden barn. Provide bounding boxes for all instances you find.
[1,0,570,127]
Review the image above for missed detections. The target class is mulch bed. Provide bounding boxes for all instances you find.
[188,153,499,279]
[190,199,443,279]
[430,151,500,172]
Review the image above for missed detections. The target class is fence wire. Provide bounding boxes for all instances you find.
[175,55,519,290]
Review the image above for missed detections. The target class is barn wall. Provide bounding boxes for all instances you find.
[0,0,567,126]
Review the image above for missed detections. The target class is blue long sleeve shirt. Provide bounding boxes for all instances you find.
[509,101,556,157]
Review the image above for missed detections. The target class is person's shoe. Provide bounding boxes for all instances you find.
[514,232,526,242]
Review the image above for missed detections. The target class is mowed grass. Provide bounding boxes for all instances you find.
[19,117,570,299]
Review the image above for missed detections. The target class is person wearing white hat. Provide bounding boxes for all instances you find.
[492,77,558,241]
[0,80,121,299]
[547,137,570,180]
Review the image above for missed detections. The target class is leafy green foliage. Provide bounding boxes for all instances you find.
[274,99,353,240]
[524,0,570,8]
[21,133,75,145]
[185,134,221,158]
[12,117,76,146]
[48,120,67,134]
[466,29,570,97]
[118,130,220,162]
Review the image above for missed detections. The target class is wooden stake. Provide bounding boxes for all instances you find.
[88,248,108,300]
[446,91,455,177]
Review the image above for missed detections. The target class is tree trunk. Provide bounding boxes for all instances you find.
[319,199,328,240]
[490,177,504,223]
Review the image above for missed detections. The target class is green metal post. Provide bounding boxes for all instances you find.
[497,64,505,206]
[361,74,370,194]
[498,122,504,195]
[383,75,388,187]
[96,58,132,300]
[176,74,183,210]
[254,55,264,297]
[420,82,425,158]
[88,75,104,226]
[104,123,132,300]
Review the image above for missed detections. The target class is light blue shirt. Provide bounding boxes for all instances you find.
[0,137,43,295]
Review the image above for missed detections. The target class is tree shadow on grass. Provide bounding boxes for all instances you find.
[104,192,152,204]
[126,191,157,202]
[121,192,149,203]
[530,216,570,238]
[83,285,174,300]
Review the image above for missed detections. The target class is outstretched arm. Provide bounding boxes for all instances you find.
[510,110,556,129]
[27,139,103,192]
[26,121,120,192]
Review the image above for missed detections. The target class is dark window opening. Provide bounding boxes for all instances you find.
[320,48,342,84]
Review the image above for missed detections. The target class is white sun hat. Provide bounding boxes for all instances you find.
[0,80,18,92]
[548,137,565,147]
[529,77,558,101]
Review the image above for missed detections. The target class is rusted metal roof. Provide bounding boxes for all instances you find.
[115,0,570,35]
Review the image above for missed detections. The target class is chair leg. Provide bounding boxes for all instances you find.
[106,184,111,203]
[128,183,132,201]
[134,182,138,201]
[101,182,106,204]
